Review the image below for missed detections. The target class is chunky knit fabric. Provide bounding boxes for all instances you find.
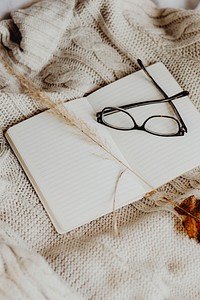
[0,0,200,299]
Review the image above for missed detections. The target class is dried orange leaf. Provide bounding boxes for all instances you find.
[174,195,200,242]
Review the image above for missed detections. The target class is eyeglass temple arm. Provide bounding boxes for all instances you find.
[97,91,188,117]
[118,91,188,110]
[137,59,188,132]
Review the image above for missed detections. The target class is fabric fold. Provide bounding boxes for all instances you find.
[8,0,76,72]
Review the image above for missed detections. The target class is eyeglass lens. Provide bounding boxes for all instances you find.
[102,108,134,129]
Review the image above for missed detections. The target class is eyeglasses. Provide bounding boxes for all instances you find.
[96,59,189,137]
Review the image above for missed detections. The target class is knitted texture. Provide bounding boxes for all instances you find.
[0,0,200,299]
[0,221,82,300]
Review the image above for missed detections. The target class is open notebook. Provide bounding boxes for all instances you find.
[5,62,200,233]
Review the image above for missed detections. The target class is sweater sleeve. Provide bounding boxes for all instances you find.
[3,0,75,72]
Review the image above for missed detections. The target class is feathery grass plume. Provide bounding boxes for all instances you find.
[0,55,151,187]
[1,55,150,235]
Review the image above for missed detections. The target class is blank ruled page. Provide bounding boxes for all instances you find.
[5,99,145,233]
[87,62,200,189]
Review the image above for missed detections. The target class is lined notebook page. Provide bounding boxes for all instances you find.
[5,99,145,234]
[87,62,200,189]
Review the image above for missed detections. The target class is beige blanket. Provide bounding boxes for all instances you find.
[1,0,200,299]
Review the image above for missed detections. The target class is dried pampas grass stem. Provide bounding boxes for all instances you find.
[0,55,153,188]
[0,56,154,235]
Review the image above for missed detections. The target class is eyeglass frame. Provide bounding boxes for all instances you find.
[96,59,189,137]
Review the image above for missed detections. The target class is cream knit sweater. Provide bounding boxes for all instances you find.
[0,0,200,299]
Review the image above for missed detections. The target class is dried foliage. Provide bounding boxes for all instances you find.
[163,195,200,242]
[174,195,200,242]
